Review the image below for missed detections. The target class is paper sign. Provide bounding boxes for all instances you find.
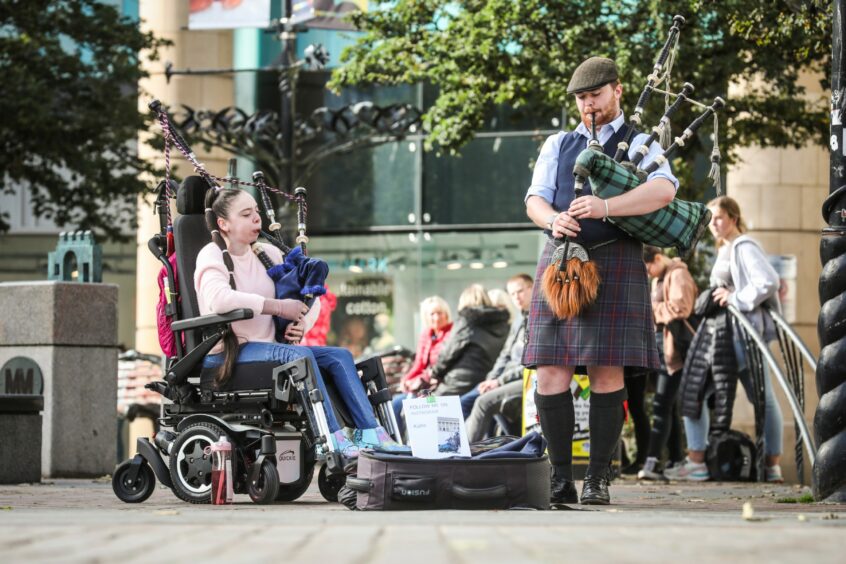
[403,395,471,459]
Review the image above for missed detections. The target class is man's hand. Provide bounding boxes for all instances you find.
[712,287,732,307]
[478,380,500,394]
[568,195,606,220]
[284,318,305,343]
[551,212,581,239]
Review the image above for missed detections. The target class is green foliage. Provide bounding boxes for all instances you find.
[331,0,830,204]
[776,493,816,504]
[0,0,170,241]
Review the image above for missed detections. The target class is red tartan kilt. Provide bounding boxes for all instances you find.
[522,237,660,370]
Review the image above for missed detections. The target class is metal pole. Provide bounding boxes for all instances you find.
[813,0,846,502]
[280,0,296,191]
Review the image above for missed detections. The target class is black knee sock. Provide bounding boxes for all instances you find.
[588,388,627,476]
[534,390,575,480]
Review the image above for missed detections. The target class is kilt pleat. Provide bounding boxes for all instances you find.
[522,237,660,370]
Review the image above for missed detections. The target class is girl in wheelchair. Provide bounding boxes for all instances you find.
[195,186,397,458]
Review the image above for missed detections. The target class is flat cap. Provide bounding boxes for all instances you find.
[567,57,619,94]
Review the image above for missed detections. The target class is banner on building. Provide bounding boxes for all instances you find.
[291,0,367,29]
[329,276,394,358]
[188,0,271,30]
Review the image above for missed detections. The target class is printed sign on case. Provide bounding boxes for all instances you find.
[403,395,471,459]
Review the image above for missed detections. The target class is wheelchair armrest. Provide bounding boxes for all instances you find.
[171,309,254,332]
[355,356,389,390]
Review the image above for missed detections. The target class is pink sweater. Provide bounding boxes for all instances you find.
[194,242,319,353]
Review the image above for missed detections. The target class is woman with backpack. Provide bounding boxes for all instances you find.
[637,245,698,480]
[666,196,784,482]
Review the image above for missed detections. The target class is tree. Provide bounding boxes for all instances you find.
[330,0,830,202]
[0,0,169,241]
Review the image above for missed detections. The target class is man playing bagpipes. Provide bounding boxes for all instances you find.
[523,56,678,507]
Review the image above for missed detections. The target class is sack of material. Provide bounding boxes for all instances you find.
[706,429,757,482]
[346,433,550,510]
[573,148,711,260]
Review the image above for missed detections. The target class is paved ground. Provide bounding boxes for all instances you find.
[1,475,844,563]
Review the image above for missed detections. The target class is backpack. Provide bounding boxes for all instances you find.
[156,253,182,357]
[666,313,700,360]
[706,429,757,482]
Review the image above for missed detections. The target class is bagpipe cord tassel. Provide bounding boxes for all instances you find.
[659,119,673,151]
[708,113,722,196]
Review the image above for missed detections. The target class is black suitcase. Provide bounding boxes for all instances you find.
[346,449,550,510]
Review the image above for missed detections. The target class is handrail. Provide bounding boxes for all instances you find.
[765,306,818,372]
[726,305,816,466]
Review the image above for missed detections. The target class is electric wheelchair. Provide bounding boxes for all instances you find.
[112,177,401,505]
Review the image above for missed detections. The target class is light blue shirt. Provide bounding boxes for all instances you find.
[525,112,679,204]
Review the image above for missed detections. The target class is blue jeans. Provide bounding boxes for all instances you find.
[204,342,378,433]
[460,386,481,419]
[683,340,783,456]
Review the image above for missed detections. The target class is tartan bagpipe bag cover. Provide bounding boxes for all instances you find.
[573,149,711,258]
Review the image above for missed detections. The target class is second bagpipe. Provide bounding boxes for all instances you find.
[148,99,329,344]
[544,14,725,320]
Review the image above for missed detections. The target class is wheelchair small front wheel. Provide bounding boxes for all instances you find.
[318,463,345,503]
[248,459,280,505]
[113,459,156,503]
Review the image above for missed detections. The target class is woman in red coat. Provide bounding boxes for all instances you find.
[392,296,453,434]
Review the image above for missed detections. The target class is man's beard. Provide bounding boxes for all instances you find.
[581,107,615,128]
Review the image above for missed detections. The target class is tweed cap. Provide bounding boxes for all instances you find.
[567,57,619,94]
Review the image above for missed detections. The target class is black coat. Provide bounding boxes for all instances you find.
[431,306,511,396]
[679,290,738,432]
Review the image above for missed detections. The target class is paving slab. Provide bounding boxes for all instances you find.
[0,477,843,563]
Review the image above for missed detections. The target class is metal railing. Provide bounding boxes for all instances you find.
[726,305,816,482]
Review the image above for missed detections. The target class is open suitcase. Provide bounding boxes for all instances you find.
[345,439,551,510]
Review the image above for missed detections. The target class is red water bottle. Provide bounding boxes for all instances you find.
[207,436,234,505]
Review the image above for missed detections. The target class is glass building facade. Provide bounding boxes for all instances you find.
[232,24,560,354]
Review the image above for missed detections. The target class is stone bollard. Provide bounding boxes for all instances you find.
[0,281,118,478]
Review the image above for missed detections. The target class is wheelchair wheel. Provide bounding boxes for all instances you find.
[318,462,345,503]
[275,462,315,502]
[168,422,221,504]
[112,459,156,503]
[247,459,279,505]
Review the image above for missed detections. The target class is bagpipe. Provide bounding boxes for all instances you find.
[249,172,329,343]
[543,15,725,320]
[148,100,329,344]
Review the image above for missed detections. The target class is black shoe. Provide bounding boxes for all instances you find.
[580,472,611,505]
[550,475,579,508]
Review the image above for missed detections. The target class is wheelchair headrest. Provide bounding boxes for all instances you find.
[177,176,211,215]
